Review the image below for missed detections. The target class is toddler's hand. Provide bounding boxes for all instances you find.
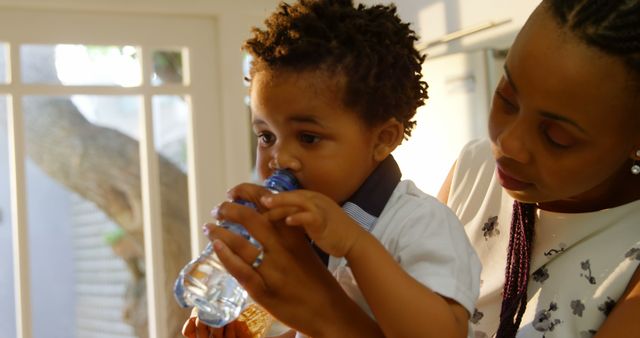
[260,190,365,258]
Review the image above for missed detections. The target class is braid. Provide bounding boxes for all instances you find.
[496,201,536,338]
[547,0,640,76]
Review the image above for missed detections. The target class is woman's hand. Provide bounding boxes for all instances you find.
[182,314,252,338]
[205,183,384,338]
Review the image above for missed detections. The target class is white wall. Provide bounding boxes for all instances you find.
[356,0,541,195]
[360,0,540,55]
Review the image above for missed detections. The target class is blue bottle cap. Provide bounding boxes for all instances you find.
[265,170,300,192]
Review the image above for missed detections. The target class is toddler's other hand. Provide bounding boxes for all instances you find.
[260,190,365,258]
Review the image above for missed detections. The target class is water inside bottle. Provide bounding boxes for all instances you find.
[174,243,249,327]
[173,170,300,327]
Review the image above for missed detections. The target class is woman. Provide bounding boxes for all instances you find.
[439,0,640,337]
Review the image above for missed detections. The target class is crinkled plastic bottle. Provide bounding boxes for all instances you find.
[173,170,299,327]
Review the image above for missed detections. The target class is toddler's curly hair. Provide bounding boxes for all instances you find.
[243,0,427,139]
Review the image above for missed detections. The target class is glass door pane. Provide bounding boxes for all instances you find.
[0,94,17,338]
[152,50,186,86]
[0,43,8,83]
[0,7,234,337]
[21,44,141,86]
[23,94,142,338]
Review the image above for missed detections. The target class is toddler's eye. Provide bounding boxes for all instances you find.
[299,133,320,144]
[257,132,275,145]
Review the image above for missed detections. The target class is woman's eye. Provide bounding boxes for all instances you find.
[540,122,575,149]
[495,90,518,111]
[299,133,320,144]
[494,77,519,112]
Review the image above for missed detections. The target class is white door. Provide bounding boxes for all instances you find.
[0,4,266,338]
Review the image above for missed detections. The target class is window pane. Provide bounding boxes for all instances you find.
[0,95,17,338]
[68,95,141,138]
[21,45,141,87]
[23,95,141,338]
[0,43,8,84]
[151,50,184,86]
[152,96,192,314]
[152,95,188,170]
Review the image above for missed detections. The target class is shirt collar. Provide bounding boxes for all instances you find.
[342,155,402,231]
[313,155,402,265]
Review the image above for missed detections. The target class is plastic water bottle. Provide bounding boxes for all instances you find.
[173,170,300,327]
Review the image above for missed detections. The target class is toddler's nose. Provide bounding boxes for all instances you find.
[268,152,301,172]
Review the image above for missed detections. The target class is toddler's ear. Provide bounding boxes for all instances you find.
[373,118,404,162]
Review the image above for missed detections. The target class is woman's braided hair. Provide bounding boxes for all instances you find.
[497,2,640,337]
[548,0,640,77]
[243,0,428,139]
[496,202,536,338]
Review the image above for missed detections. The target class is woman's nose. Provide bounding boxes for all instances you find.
[494,117,531,164]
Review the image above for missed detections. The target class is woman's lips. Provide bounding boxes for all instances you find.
[496,166,533,191]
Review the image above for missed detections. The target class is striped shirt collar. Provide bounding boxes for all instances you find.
[313,155,402,265]
[341,154,402,232]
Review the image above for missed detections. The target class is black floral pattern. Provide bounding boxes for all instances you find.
[544,242,567,257]
[598,297,616,316]
[580,260,597,285]
[533,302,562,333]
[482,215,499,240]
[625,247,640,261]
[470,308,484,324]
[533,265,550,283]
[571,299,585,317]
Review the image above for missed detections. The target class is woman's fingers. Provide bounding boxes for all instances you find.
[235,321,252,337]
[223,320,236,338]
[204,224,262,267]
[181,316,196,337]
[211,200,277,248]
[209,223,319,302]
[195,316,215,338]
[212,239,266,293]
[182,306,253,338]
[225,183,273,213]
[223,320,252,338]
